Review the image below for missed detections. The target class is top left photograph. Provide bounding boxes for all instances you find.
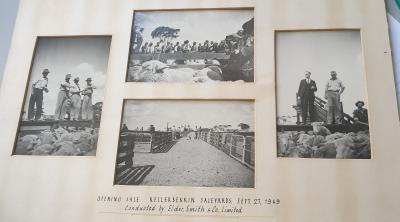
[13,36,111,156]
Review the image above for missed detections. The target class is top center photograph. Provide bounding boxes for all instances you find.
[126,8,254,83]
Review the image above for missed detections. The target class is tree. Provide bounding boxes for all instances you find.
[151,26,180,42]
[238,123,250,130]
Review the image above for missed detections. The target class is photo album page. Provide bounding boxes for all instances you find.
[0,0,399,222]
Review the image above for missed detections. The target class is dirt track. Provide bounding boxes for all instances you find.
[133,138,254,188]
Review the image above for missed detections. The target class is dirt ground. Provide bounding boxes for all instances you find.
[132,138,254,188]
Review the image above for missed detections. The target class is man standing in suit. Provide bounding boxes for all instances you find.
[297,71,317,125]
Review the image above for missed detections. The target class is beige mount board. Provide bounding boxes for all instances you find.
[0,0,399,222]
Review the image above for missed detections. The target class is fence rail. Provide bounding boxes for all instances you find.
[293,94,355,124]
[199,130,255,170]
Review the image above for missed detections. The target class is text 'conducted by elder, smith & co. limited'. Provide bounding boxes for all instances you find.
[97,195,280,216]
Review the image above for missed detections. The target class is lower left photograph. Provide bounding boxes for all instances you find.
[13,36,112,156]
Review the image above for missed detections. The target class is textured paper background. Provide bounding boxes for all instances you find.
[0,0,399,221]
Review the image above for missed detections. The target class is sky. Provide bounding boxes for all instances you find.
[133,9,254,44]
[122,100,254,131]
[23,36,111,116]
[276,31,368,120]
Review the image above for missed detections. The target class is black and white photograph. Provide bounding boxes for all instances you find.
[13,36,111,156]
[115,100,255,187]
[276,30,371,159]
[127,9,254,83]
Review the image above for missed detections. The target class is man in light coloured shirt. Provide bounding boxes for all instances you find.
[54,74,72,120]
[324,71,345,124]
[28,69,50,120]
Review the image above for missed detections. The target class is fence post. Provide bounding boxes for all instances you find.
[150,133,154,153]
[228,134,233,156]
[241,135,246,164]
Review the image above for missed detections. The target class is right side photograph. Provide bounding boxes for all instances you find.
[275,30,371,159]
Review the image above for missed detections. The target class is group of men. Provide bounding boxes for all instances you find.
[28,68,96,121]
[133,28,253,55]
[138,39,235,55]
[297,70,368,125]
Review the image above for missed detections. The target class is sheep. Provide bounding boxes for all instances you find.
[15,135,40,154]
[311,122,331,136]
[32,144,56,155]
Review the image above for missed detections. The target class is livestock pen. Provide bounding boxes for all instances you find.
[198,130,255,170]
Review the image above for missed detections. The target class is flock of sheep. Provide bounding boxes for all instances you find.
[15,127,99,156]
[129,60,227,83]
[277,122,371,159]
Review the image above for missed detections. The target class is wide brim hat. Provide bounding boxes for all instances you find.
[355,101,365,106]
[86,77,92,82]
[65,74,72,78]
[74,77,79,81]
[42,68,50,74]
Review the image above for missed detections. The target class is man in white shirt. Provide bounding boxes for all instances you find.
[324,71,345,124]
[54,74,72,120]
[28,69,50,120]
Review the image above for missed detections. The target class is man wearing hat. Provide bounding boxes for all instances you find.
[324,71,346,124]
[81,77,96,120]
[182,40,190,53]
[134,27,144,53]
[54,74,72,120]
[69,77,81,121]
[297,71,318,125]
[353,101,368,123]
[28,68,50,120]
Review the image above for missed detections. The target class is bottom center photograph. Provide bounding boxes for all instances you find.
[114,99,255,188]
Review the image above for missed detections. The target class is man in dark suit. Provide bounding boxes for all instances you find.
[297,71,317,125]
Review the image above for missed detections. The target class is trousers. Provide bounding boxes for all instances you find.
[300,95,315,123]
[326,91,342,124]
[70,94,81,120]
[28,88,43,120]
[54,90,69,120]
[81,95,93,120]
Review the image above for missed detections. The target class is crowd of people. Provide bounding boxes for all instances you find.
[27,68,97,121]
[133,27,254,55]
